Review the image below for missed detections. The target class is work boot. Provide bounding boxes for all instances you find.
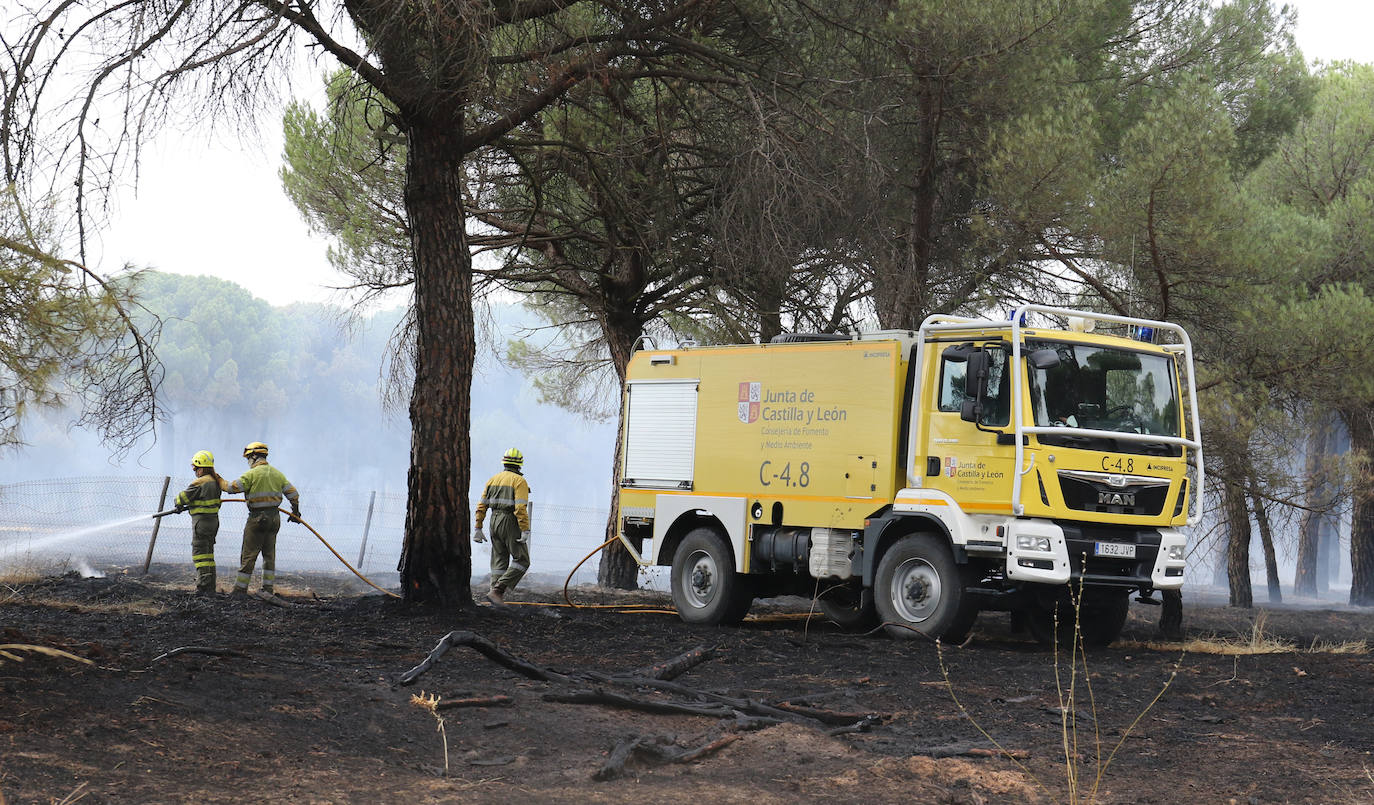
[486,588,505,606]
[194,587,216,597]
[229,588,248,600]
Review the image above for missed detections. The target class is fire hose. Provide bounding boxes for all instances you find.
[150,504,679,614]
[154,499,400,599]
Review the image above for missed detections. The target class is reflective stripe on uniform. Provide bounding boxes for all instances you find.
[177,475,222,514]
[481,496,529,506]
[474,469,531,531]
[229,461,300,510]
[509,561,527,573]
[192,553,216,568]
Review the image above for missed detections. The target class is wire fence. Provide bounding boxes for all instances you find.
[0,476,649,592]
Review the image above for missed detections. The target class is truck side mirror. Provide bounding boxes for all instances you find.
[960,350,989,422]
[1028,348,1060,370]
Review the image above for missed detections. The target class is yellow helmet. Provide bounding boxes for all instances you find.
[243,441,269,458]
[191,450,215,468]
[502,447,523,467]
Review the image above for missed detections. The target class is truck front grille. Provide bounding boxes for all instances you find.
[1058,472,1169,516]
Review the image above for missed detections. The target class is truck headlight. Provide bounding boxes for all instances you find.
[1168,544,1185,561]
[1016,535,1052,552]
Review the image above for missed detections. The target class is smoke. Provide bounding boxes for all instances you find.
[75,558,106,579]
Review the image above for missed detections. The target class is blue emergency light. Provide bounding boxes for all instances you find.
[1129,325,1156,343]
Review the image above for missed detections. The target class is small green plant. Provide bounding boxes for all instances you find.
[410,691,449,774]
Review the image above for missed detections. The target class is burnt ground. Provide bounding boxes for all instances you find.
[2,568,1373,805]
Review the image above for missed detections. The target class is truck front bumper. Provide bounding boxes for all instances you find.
[1004,521,1185,591]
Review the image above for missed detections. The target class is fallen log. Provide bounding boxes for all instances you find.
[826,714,881,736]
[594,735,672,781]
[672,732,739,762]
[435,695,514,710]
[399,631,559,686]
[150,646,249,663]
[546,688,737,719]
[595,673,867,727]
[771,700,878,726]
[629,645,717,681]
[593,733,740,780]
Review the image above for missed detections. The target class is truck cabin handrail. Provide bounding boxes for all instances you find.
[916,305,1205,525]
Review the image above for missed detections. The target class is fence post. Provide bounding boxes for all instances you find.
[142,475,172,575]
[357,490,377,568]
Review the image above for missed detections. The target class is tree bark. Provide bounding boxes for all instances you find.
[397,119,476,608]
[1224,478,1253,608]
[597,313,644,589]
[597,417,639,589]
[1250,485,1282,604]
[1341,406,1374,606]
[1294,414,1336,597]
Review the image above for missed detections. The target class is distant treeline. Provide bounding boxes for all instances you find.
[0,272,615,506]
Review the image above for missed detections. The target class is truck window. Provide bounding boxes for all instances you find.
[937,360,967,413]
[937,347,1010,427]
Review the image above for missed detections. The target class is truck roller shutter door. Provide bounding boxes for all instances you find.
[624,379,698,489]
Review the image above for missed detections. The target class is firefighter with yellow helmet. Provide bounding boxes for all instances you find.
[473,447,532,605]
[224,441,301,599]
[173,450,224,595]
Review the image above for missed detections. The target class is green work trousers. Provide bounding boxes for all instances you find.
[191,515,218,592]
[235,508,280,594]
[489,511,529,593]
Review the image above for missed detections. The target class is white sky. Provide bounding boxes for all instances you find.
[94,1,1374,308]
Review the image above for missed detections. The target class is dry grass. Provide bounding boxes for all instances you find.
[9,595,167,617]
[0,565,44,587]
[1120,612,1370,656]
[410,691,450,774]
[0,644,94,666]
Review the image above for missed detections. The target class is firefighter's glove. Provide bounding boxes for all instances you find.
[288,510,302,524]
[473,525,486,544]
[173,504,187,514]
[518,530,531,544]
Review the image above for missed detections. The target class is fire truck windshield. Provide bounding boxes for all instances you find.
[1026,340,1181,453]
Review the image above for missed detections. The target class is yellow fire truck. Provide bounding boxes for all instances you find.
[615,306,1202,645]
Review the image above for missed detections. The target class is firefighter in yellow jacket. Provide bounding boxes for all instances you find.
[224,441,301,598]
[473,447,531,605]
[174,450,224,595]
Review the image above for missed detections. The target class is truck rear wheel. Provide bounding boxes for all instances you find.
[874,534,967,641]
[671,528,753,625]
[816,581,878,631]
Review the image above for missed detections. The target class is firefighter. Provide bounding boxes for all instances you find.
[223,441,301,599]
[174,450,224,595]
[473,447,532,605]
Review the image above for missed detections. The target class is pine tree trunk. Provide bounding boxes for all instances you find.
[1293,415,1334,597]
[597,421,639,589]
[397,120,475,608]
[1225,478,1253,608]
[1250,487,1282,604]
[1342,407,1374,606]
[597,321,642,590]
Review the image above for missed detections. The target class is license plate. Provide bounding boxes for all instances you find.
[1094,541,1136,559]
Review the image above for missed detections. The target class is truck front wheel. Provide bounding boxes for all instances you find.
[671,528,753,625]
[874,534,967,641]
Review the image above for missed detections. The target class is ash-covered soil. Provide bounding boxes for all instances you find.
[2,568,1372,804]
